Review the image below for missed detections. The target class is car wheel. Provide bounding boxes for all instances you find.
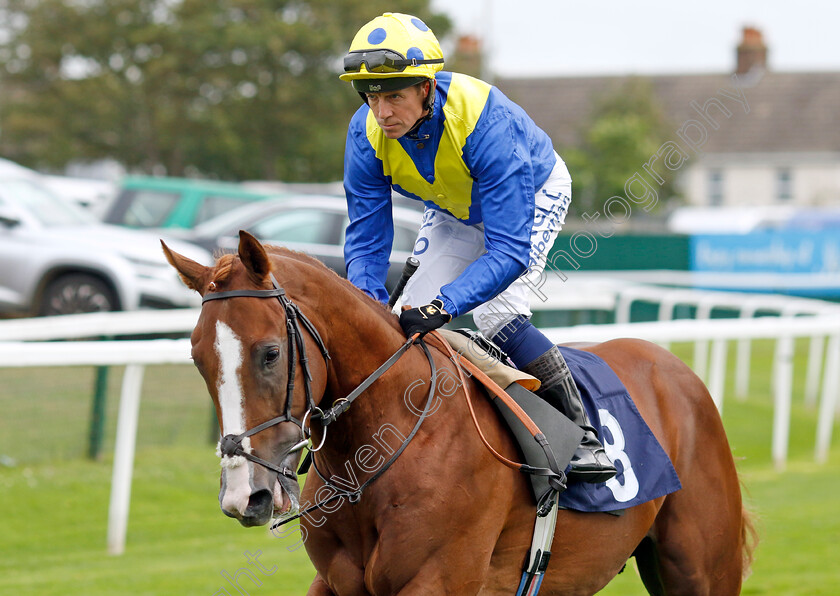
[39,273,119,316]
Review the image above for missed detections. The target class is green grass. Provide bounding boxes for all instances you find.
[0,339,838,594]
[0,447,314,595]
[0,364,214,463]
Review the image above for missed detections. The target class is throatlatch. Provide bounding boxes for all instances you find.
[202,264,572,595]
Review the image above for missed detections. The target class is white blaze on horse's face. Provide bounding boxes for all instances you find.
[213,320,254,516]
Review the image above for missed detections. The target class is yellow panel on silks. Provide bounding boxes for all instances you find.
[365,73,492,220]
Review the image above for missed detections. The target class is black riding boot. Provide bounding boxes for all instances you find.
[522,346,617,484]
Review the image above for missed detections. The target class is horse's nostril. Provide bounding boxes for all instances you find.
[241,489,273,527]
[247,488,273,512]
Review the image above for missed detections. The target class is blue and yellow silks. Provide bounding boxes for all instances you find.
[343,71,557,316]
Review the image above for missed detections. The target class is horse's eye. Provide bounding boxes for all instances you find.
[264,347,281,366]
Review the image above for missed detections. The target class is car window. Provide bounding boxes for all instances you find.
[338,218,419,252]
[195,194,255,225]
[0,178,92,226]
[393,223,418,252]
[119,190,180,227]
[252,209,339,244]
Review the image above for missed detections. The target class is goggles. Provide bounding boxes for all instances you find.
[343,49,443,74]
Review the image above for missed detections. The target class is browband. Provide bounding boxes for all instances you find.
[202,288,287,302]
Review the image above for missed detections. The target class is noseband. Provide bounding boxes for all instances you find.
[202,271,440,527]
[202,273,330,477]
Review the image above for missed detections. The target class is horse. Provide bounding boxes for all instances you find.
[163,231,755,596]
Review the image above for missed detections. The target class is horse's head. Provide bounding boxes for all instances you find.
[162,231,329,527]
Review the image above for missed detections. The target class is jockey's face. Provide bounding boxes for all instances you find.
[365,81,429,139]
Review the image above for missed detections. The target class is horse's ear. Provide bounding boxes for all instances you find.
[238,230,272,283]
[161,240,211,293]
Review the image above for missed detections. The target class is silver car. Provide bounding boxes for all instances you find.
[169,195,424,291]
[0,175,212,316]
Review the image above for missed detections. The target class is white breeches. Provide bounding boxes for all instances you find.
[401,153,572,338]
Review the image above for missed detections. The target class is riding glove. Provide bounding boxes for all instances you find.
[399,299,452,338]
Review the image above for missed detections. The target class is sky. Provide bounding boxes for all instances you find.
[429,0,840,78]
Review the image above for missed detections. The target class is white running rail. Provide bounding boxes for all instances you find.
[1,289,838,555]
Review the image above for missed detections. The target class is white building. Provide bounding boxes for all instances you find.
[497,28,840,209]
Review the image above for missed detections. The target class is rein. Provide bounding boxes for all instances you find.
[200,273,439,529]
[425,333,566,494]
[202,275,330,471]
[273,338,439,529]
[202,272,566,556]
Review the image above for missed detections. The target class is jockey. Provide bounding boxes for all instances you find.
[340,13,615,484]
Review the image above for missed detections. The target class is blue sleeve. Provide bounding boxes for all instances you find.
[343,109,393,305]
[437,101,548,317]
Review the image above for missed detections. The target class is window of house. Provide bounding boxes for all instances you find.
[708,169,724,206]
[776,168,793,202]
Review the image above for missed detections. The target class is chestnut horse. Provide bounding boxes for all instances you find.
[163,232,754,596]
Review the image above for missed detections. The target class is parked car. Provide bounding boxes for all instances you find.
[0,157,40,180]
[171,195,423,290]
[0,175,213,316]
[41,175,117,213]
[0,157,117,212]
[102,176,283,230]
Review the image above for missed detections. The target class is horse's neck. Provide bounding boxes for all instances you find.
[304,286,434,456]
[271,254,431,450]
[321,301,408,398]
[270,252,403,387]
[290,271,406,398]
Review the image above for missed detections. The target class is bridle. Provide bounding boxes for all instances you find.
[202,269,570,596]
[201,272,438,519]
[202,273,330,478]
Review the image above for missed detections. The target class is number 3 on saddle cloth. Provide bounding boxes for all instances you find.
[449,329,681,513]
[552,347,681,513]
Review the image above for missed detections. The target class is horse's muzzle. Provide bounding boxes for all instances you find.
[237,488,273,527]
[220,450,302,527]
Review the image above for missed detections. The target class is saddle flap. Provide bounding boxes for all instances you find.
[494,383,584,503]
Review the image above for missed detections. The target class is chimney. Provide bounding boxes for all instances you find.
[736,26,768,75]
[450,35,483,78]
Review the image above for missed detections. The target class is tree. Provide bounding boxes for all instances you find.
[0,0,450,180]
[562,77,678,215]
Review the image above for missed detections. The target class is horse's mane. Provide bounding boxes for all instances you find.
[210,253,237,283]
[210,246,402,332]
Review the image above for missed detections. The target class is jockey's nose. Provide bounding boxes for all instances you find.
[374,100,393,120]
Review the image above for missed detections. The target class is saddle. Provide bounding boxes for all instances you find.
[439,329,583,504]
[440,329,682,517]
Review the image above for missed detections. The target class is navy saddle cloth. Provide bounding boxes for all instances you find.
[552,346,682,513]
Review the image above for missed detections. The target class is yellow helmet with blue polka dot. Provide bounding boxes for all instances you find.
[340,13,444,94]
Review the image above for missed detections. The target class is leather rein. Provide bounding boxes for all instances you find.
[202,274,566,530]
[201,273,439,527]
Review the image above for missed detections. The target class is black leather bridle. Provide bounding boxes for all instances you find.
[201,272,438,524]
[202,273,330,477]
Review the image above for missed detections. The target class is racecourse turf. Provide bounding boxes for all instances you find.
[0,339,838,595]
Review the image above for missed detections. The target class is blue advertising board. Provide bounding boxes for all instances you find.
[690,231,840,297]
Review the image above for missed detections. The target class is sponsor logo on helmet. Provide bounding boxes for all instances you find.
[370,84,381,92]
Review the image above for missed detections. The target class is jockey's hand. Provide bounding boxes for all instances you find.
[399,299,452,339]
